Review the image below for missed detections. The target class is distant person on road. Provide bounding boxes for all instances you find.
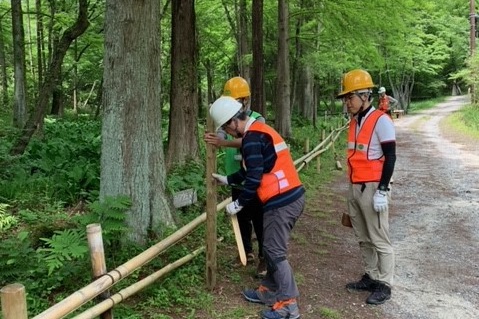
[209,95,305,319]
[204,76,266,278]
[337,69,396,305]
[377,86,398,118]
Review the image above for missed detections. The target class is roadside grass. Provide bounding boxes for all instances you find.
[442,104,479,139]
[408,97,447,112]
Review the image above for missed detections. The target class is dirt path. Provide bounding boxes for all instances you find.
[381,95,479,319]
[200,96,479,319]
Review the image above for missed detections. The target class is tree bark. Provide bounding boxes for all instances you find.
[166,0,199,170]
[10,0,89,156]
[101,0,174,244]
[274,0,291,137]
[0,16,9,107]
[251,0,265,116]
[11,0,28,128]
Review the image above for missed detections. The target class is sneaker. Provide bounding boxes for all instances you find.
[256,257,267,278]
[346,273,377,292]
[261,298,300,319]
[366,283,391,305]
[242,285,276,306]
[247,252,255,263]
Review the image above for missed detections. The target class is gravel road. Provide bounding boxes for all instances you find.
[382,95,479,319]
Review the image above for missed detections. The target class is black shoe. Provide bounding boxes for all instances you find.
[366,283,391,305]
[346,274,377,292]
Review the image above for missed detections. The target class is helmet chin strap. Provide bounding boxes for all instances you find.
[353,94,369,116]
[232,119,243,138]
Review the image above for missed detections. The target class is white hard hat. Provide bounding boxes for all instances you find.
[209,96,242,131]
[378,87,386,93]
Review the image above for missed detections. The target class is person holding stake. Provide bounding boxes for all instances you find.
[204,76,266,278]
[337,69,396,305]
[209,95,305,319]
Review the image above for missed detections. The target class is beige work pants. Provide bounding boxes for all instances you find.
[348,182,395,286]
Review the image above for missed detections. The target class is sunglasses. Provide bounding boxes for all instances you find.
[221,119,233,130]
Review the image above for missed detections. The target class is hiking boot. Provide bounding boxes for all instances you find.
[366,282,391,305]
[256,257,267,279]
[242,285,276,306]
[261,298,300,319]
[247,252,255,263]
[346,274,377,292]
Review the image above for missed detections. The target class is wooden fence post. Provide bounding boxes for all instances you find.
[87,224,112,319]
[205,113,217,290]
[1,283,28,319]
[304,138,310,154]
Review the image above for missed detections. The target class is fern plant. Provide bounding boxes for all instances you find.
[0,204,17,231]
[37,229,89,275]
[73,195,130,247]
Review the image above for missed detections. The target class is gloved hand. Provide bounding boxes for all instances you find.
[373,190,388,213]
[212,173,228,186]
[226,200,243,215]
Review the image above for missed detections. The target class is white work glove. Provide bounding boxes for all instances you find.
[226,200,243,215]
[212,173,228,186]
[373,190,388,213]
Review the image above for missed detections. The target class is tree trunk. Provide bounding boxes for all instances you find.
[0,17,9,107]
[251,0,265,116]
[11,0,28,128]
[36,0,44,93]
[166,0,199,170]
[10,0,89,156]
[274,0,291,137]
[298,64,314,119]
[101,0,174,244]
[238,0,250,80]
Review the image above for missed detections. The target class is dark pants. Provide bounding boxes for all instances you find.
[232,188,264,258]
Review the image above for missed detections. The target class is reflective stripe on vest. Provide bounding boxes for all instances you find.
[347,110,384,183]
[248,121,302,203]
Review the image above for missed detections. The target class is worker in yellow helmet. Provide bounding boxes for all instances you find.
[204,76,266,278]
[337,69,396,305]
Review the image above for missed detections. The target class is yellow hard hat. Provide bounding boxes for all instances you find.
[223,76,251,99]
[337,69,374,97]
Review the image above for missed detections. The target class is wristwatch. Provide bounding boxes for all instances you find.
[378,184,388,191]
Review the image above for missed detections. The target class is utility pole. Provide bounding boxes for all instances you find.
[470,0,476,103]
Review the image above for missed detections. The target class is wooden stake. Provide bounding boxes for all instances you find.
[1,283,28,319]
[230,214,246,266]
[86,224,112,319]
[205,113,217,290]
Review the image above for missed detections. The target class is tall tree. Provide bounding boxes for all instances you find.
[251,0,265,116]
[11,0,27,128]
[102,0,174,243]
[0,13,9,107]
[275,0,291,137]
[10,0,89,155]
[166,0,199,170]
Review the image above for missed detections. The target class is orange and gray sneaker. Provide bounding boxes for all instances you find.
[241,285,276,306]
[261,298,300,319]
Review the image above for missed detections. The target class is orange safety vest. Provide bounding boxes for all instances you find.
[247,121,302,203]
[347,110,385,183]
[378,95,390,113]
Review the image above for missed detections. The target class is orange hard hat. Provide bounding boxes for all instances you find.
[337,69,374,97]
[223,76,251,99]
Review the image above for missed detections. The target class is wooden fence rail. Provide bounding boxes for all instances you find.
[1,118,347,319]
